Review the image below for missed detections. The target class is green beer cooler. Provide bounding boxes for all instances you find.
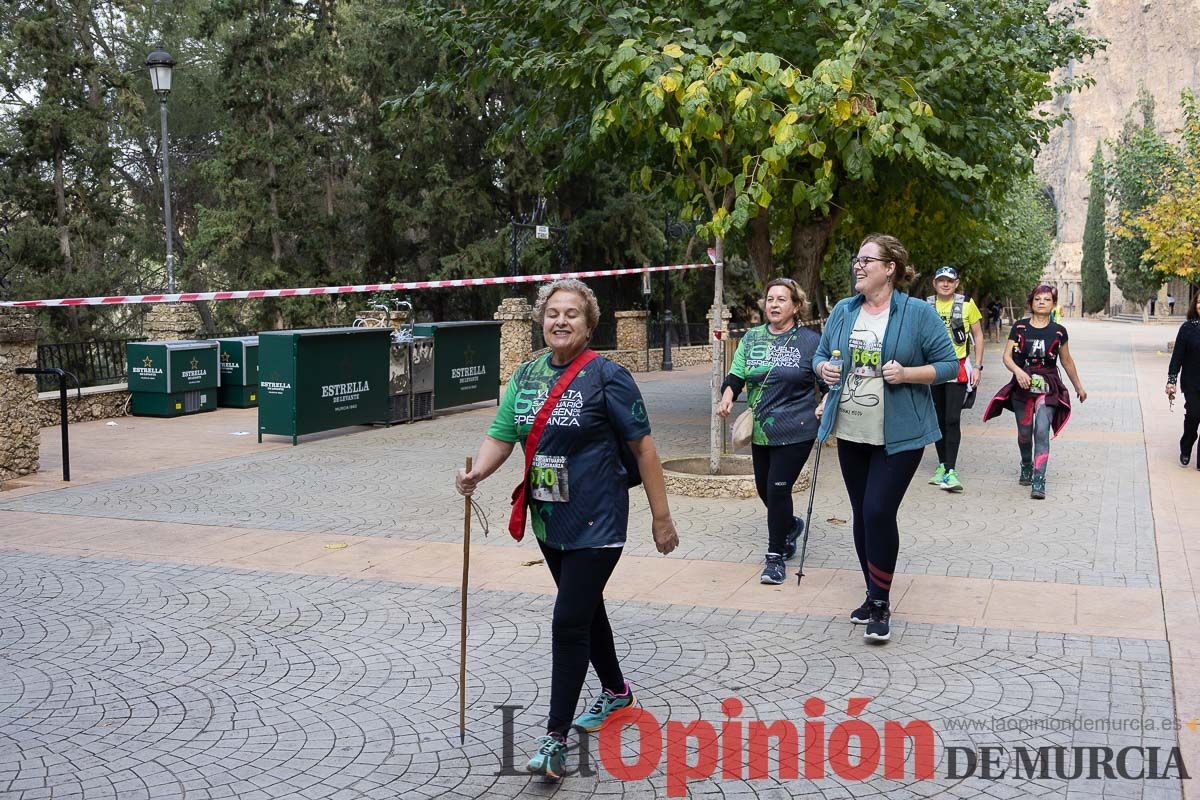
[126,340,219,417]
[257,327,390,445]
[411,320,501,410]
[217,336,259,407]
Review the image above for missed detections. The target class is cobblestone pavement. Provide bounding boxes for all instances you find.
[0,551,1181,799]
[0,319,1188,799]
[0,324,1159,587]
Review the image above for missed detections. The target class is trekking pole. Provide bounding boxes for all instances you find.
[459,456,472,744]
[796,442,823,584]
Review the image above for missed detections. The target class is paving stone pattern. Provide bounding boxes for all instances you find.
[0,552,1180,799]
[0,326,1159,587]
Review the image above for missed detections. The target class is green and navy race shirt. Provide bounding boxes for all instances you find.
[728,324,823,446]
[487,352,651,550]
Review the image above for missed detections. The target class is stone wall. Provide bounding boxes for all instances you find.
[144,303,202,341]
[615,310,649,351]
[0,308,40,483]
[600,345,711,373]
[494,297,534,384]
[36,384,131,428]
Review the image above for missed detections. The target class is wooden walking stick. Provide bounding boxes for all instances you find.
[459,456,472,745]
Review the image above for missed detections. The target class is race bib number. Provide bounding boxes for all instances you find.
[849,333,883,378]
[1028,374,1049,395]
[530,454,569,502]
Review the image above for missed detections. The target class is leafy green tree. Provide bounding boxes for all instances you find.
[1080,143,1108,314]
[1118,90,1200,282]
[1108,87,1176,314]
[411,0,1100,313]
[830,173,1054,306]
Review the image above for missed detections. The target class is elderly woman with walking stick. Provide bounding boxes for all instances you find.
[454,278,679,780]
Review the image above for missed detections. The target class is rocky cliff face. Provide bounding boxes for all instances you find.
[1036,0,1200,314]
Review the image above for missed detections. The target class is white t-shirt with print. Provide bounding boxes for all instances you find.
[835,305,889,446]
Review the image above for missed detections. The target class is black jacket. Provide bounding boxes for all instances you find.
[1169,320,1200,395]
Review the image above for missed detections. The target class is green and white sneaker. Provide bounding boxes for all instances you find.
[940,469,964,493]
[572,682,637,732]
[527,734,568,779]
[928,463,946,485]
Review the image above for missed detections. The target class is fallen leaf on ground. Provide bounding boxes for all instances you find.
[522,559,544,567]
[826,517,847,525]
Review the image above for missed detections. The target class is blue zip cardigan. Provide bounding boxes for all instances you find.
[813,291,959,454]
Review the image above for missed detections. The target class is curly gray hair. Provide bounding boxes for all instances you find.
[533,279,601,332]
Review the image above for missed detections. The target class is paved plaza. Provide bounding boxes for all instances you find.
[1,320,1198,798]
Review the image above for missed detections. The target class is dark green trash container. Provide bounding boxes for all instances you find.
[411,320,501,411]
[257,327,390,445]
[217,336,259,408]
[126,340,220,417]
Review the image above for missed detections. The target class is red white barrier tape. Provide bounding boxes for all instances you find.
[0,262,714,308]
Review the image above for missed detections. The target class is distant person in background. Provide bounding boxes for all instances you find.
[987,300,1004,342]
[1169,294,1176,315]
[1166,292,1200,468]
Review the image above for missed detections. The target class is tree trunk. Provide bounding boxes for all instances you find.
[789,209,840,320]
[708,236,726,475]
[746,208,773,288]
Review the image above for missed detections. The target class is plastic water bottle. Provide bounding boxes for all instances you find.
[828,349,844,390]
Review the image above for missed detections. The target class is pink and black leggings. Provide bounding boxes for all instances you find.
[836,439,924,602]
[1013,396,1054,480]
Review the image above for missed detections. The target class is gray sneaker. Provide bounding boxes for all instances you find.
[760,554,786,585]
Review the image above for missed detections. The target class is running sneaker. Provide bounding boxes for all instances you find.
[940,469,964,493]
[783,516,804,560]
[1182,451,1191,467]
[527,734,568,779]
[760,554,786,585]
[1019,463,1033,486]
[573,682,637,732]
[1030,477,1046,500]
[850,595,872,625]
[864,599,891,642]
[928,463,946,485]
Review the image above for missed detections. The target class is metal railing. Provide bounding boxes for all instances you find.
[36,339,140,392]
[648,320,710,348]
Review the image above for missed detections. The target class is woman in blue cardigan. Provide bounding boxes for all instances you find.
[813,234,958,643]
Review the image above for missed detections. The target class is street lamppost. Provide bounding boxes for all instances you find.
[146,49,176,293]
[662,215,694,371]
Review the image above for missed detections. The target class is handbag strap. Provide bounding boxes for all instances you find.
[507,349,599,540]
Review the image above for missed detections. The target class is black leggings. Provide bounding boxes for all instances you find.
[836,439,924,602]
[751,440,816,554]
[539,541,624,737]
[932,382,968,470]
[1183,391,1200,462]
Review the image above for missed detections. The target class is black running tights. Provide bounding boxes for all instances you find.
[932,381,968,470]
[751,440,816,554]
[1182,391,1200,463]
[539,541,624,737]
[836,439,924,602]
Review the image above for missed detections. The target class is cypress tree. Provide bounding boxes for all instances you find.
[1081,143,1108,314]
